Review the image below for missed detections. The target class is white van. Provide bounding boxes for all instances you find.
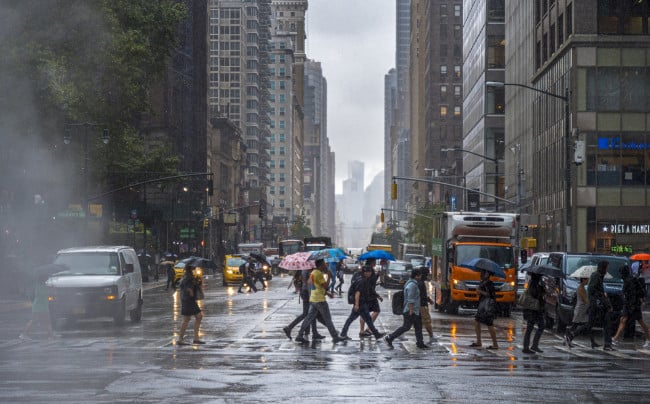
[47,246,143,326]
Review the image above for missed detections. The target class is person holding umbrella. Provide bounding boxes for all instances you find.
[470,269,499,349]
[19,272,54,340]
[521,273,546,354]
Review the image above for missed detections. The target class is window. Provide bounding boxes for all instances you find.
[279,121,285,129]
[586,131,649,186]
[279,173,286,182]
[558,14,564,45]
[279,81,286,89]
[487,36,505,68]
[454,65,462,78]
[270,160,276,168]
[454,106,461,117]
[440,85,448,98]
[585,67,648,112]
[454,4,461,17]
[270,186,275,194]
[487,86,505,114]
[279,199,285,208]
[279,133,286,142]
[279,42,286,49]
[440,44,448,57]
[440,105,448,117]
[279,67,286,76]
[279,94,286,103]
[279,54,285,63]
[269,107,275,115]
[440,4,447,16]
[279,146,286,155]
[440,65,448,77]
[279,186,285,195]
[279,107,285,116]
[270,121,275,129]
[270,147,275,155]
[454,86,462,97]
[270,81,276,90]
[279,159,285,168]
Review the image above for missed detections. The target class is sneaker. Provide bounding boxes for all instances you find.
[176,340,188,346]
[564,333,573,348]
[332,336,347,344]
[312,334,327,340]
[384,335,394,348]
[416,343,431,349]
[339,334,351,341]
[611,338,619,346]
[294,336,308,343]
[374,332,386,340]
[642,341,650,349]
[282,327,292,340]
[362,329,372,337]
[531,346,544,353]
[603,345,615,351]
[522,348,535,354]
[192,340,206,345]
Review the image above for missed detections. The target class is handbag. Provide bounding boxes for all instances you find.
[477,297,496,321]
[518,289,540,311]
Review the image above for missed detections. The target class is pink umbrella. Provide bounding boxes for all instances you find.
[279,252,316,271]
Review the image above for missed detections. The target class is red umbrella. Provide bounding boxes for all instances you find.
[278,252,315,271]
[630,253,650,261]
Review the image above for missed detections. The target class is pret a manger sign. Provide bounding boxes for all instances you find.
[609,224,650,234]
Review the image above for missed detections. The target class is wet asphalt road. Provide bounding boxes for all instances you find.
[1,273,650,403]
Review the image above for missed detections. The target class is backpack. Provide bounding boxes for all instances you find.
[347,272,363,304]
[391,290,405,315]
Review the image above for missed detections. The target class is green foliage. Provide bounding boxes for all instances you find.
[407,203,445,255]
[290,214,313,240]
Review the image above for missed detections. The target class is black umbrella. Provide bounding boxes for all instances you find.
[523,264,564,278]
[189,257,217,269]
[249,252,267,263]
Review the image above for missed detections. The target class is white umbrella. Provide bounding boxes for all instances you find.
[569,265,612,279]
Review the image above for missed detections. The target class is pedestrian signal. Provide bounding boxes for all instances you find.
[203,218,209,228]
[380,212,385,223]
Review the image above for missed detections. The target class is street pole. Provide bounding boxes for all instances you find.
[564,87,572,252]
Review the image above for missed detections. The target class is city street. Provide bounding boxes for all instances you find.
[1,273,649,403]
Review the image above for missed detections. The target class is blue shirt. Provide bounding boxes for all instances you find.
[403,279,420,315]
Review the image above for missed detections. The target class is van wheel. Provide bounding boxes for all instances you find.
[114,300,126,326]
[130,297,143,322]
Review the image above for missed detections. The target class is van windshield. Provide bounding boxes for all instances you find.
[565,256,626,283]
[456,245,514,268]
[53,253,121,275]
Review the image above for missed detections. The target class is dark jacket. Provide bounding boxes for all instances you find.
[356,275,379,305]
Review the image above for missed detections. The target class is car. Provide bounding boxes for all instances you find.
[46,246,143,327]
[379,260,414,289]
[542,253,628,333]
[223,254,246,286]
[517,252,550,300]
[173,257,205,287]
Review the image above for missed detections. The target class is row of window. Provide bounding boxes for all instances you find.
[269,186,287,195]
[269,160,286,168]
[269,81,287,90]
[268,107,286,116]
[440,3,462,18]
[270,147,286,155]
[535,4,572,69]
[269,173,286,182]
[269,54,286,63]
[440,65,462,79]
[269,121,286,129]
[269,94,286,103]
[269,67,287,76]
[585,132,650,187]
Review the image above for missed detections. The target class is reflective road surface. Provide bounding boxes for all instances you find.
[1,273,649,403]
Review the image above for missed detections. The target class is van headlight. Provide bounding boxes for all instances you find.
[105,286,118,300]
[453,279,468,290]
[499,282,515,292]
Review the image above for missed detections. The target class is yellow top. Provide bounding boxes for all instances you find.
[309,268,327,303]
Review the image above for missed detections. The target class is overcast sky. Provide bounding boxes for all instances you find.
[306,0,395,194]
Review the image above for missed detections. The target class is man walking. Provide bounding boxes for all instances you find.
[282,268,325,340]
[359,258,383,337]
[294,259,346,344]
[384,268,429,349]
[339,266,386,341]
[237,257,257,294]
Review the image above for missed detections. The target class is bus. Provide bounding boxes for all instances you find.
[237,242,264,255]
[304,236,332,252]
[278,239,304,257]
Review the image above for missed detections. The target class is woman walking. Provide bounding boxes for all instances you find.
[565,276,593,348]
[470,269,499,349]
[176,264,204,345]
[20,272,54,340]
[521,273,546,353]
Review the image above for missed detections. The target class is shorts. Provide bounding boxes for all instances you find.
[622,307,643,322]
[368,299,381,313]
[420,305,432,330]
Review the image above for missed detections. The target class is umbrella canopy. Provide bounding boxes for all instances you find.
[523,264,564,278]
[249,252,267,263]
[308,248,347,261]
[358,250,395,261]
[630,253,650,261]
[278,252,316,271]
[459,258,506,279]
[569,265,613,279]
[191,258,217,269]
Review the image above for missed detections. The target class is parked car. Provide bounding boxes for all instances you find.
[47,246,143,327]
[379,260,414,289]
[542,253,628,333]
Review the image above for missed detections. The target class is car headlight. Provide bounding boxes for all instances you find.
[104,286,118,300]
[263,264,269,271]
[226,269,233,274]
[386,273,392,278]
[453,279,468,290]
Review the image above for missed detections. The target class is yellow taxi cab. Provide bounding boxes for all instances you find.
[173,257,204,287]
[223,254,248,286]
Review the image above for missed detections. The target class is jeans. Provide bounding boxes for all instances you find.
[297,301,339,339]
[286,290,318,336]
[388,313,423,345]
[587,305,612,346]
[523,309,545,349]
[340,303,380,337]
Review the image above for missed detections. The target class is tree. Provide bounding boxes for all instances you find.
[290,214,313,240]
[407,202,445,256]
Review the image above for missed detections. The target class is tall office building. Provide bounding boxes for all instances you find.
[384,68,398,210]
[462,0,506,211]
[269,0,307,225]
[505,0,650,253]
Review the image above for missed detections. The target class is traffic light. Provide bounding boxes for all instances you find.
[391,181,397,200]
[380,211,385,223]
[203,218,209,228]
[259,202,266,219]
[206,179,213,196]
[385,227,390,236]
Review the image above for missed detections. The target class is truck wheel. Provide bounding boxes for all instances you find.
[114,300,126,326]
[445,302,459,315]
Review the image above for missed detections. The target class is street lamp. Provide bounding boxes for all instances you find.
[63,123,109,220]
[486,81,572,251]
[441,147,499,212]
